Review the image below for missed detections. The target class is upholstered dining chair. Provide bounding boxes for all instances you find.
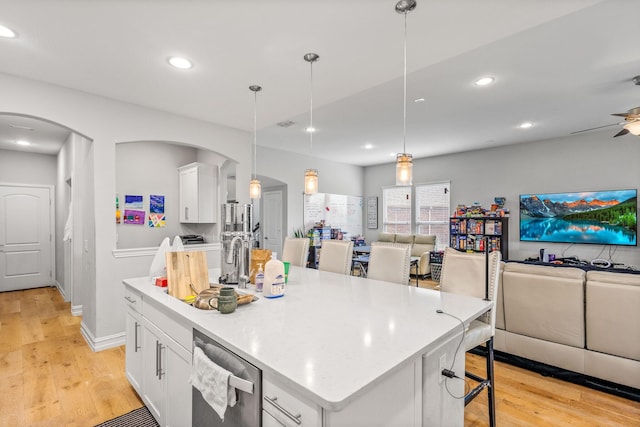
[318,240,354,275]
[281,237,310,267]
[438,247,502,427]
[366,242,411,285]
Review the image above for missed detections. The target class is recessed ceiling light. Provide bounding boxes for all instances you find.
[168,56,193,70]
[390,152,397,157]
[363,143,374,149]
[414,98,425,103]
[16,140,31,146]
[305,126,316,133]
[474,76,495,86]
[0,24,17,38]
[519,121,534,129]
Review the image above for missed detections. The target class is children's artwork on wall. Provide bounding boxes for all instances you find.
[124,209,145,225]
[123,195,145,225]
[124,195,144,209]
[149,194,166,228]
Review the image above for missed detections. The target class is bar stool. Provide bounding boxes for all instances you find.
[439,247,501,427]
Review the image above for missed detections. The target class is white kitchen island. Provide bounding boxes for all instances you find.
[124,266,492,427]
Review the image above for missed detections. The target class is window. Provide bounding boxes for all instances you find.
[382,186,412,233]
[415,181,450,249]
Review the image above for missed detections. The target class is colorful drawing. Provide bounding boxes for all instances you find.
[149,213,166,227]
[124,195,144,209]
[124,209,145,225]
[150,195,165,214]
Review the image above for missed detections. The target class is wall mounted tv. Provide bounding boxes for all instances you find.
[520,189,637,246]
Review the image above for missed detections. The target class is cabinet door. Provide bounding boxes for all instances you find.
[165,340,192,427]
[179,167,198,222]
[125,309,143,394]
[143,321,166,426]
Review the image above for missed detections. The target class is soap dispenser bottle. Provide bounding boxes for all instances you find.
[255,263,264,292]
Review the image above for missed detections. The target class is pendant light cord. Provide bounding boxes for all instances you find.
[402,10,408,154]
[309,59,314,155]
[253,90,257,180]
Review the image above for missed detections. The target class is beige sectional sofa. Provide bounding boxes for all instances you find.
[494,262,640,390]
[376,232,436,277]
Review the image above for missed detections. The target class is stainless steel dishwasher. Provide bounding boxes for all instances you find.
[192,328,262,426]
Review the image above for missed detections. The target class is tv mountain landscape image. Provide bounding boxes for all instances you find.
[520,190,637,246]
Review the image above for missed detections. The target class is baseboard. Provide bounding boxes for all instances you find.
[473,347,640,402]
[80,321,125,352]
[71,304,83,316]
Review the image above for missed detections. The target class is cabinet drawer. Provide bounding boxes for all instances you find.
[143,299,192,351]
[263,375,321,427]
[124,286,142,313]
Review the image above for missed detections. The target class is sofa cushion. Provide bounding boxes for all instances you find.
[395,233,415,245]
[502,263,585,348]
[585,271,640,361]
[377,232,396,243]
[411,235,435,257]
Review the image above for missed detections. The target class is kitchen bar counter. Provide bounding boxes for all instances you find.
[124,266,491,414]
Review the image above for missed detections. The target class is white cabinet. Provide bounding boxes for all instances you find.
[124,285,193,427]
[124,288,143,395]
[263,374,322,427]
[178,162,217,223]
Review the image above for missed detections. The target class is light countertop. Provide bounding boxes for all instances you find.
[123,266,491,411]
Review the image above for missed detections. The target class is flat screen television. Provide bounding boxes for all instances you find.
[520,189,637,246]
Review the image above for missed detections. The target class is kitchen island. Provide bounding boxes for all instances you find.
[124,266,492,426]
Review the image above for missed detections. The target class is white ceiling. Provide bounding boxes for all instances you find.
[1,0,639,165]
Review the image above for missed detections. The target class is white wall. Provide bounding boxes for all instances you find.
[116,141,198,248]
[0,149,57,184]
[257,145,364,237]
[0,72,251,348]
[55,134,73,297]
[364,130,640,268]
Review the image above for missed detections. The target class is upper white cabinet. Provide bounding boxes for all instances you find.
[178,162,217,223]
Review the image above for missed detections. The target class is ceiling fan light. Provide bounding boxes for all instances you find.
[396,153,413,186]
[623,121,640,136]
[304,169,318,195]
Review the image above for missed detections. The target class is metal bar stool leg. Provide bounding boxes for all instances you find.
[486,337,496,427]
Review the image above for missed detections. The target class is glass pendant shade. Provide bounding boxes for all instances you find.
[304,169,318,195]
[396,153,413,186]
[624,121,640,136]
[249,178,261,199]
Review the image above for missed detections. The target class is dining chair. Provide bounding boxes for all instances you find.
[281,237,310,267]
[366,242,411,285]
[438,247,502,427]
[317,240,354,275]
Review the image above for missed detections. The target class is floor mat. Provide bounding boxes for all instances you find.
[94,407,159,427]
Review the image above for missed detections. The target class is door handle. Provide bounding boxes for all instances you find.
[155,340,160,378]
[158,343,165,380]
[134,322,140,352]
[264,396,302,425]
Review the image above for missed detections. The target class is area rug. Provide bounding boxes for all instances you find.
[95,406,159,427]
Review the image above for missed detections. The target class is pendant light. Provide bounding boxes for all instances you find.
[249,85,262,199]
[395,0,416,186]
[304,53,320,195]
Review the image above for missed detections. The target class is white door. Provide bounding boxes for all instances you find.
[263,190,283,259]
[0,185,53,292]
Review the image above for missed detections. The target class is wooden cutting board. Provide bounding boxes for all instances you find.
[166,251,209,300]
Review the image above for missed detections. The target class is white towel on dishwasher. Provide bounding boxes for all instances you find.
[189,346,237,420]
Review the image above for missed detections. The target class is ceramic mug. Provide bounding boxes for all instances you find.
[207,287,237,313]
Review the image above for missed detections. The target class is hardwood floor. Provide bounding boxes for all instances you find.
[1,286,639,426]
[0,287,142,427]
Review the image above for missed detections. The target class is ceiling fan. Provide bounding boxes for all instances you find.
[570,75,640,137]
[610,107,640,137]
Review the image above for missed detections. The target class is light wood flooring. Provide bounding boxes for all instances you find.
[1,286,639,426]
